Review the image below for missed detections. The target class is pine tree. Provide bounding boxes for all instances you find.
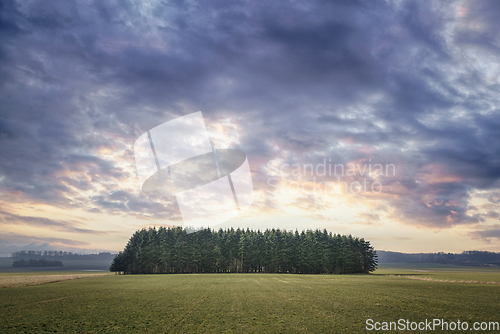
[110,227,378,274]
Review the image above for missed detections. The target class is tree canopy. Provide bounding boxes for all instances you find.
[377,250,500,266]
[110,227,377,274]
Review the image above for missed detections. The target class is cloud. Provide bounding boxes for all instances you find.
[0,232,89,246]
[0,210,105,234]
[0,0,499,241]
[89,190,182,220]
[454,0,500,52]
[469,225,500,243]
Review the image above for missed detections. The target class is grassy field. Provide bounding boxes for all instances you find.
[0,273,111,288]
[0,265,499,333]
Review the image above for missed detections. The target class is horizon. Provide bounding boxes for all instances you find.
[1,226,499,258]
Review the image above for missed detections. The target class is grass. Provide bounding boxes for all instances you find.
[0,266,499,333]
[0,273,111,288]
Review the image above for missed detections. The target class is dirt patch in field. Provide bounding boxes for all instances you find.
[0,273,109,288]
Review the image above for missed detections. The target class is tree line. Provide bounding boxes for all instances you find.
[13,258,63,267]
[377,250,500,266]
[110,227,378,274]
[11,251,116,261]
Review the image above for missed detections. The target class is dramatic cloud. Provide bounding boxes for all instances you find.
[1,0,499,252]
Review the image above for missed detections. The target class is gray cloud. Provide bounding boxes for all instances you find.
[0,0,500,236]
[0,232,89,247]
[469,225,500,243]
[0,210,106,234]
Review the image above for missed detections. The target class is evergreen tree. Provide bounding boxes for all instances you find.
[110,227,378,275]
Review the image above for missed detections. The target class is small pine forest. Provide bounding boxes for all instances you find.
[110,227,378,275]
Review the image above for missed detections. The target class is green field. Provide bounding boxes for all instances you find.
[0,265,499,333]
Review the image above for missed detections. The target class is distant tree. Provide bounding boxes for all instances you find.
[13,258,63,267]
[377,250,500,266]
[12,251,116,261]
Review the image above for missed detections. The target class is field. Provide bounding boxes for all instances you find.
[0,265,499,333]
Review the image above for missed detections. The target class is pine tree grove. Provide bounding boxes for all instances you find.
[110,227,378,274]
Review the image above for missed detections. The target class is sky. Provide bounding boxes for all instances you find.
[1,0,500,256]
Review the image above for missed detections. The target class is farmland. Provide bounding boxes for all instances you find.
[0,265,499,333]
